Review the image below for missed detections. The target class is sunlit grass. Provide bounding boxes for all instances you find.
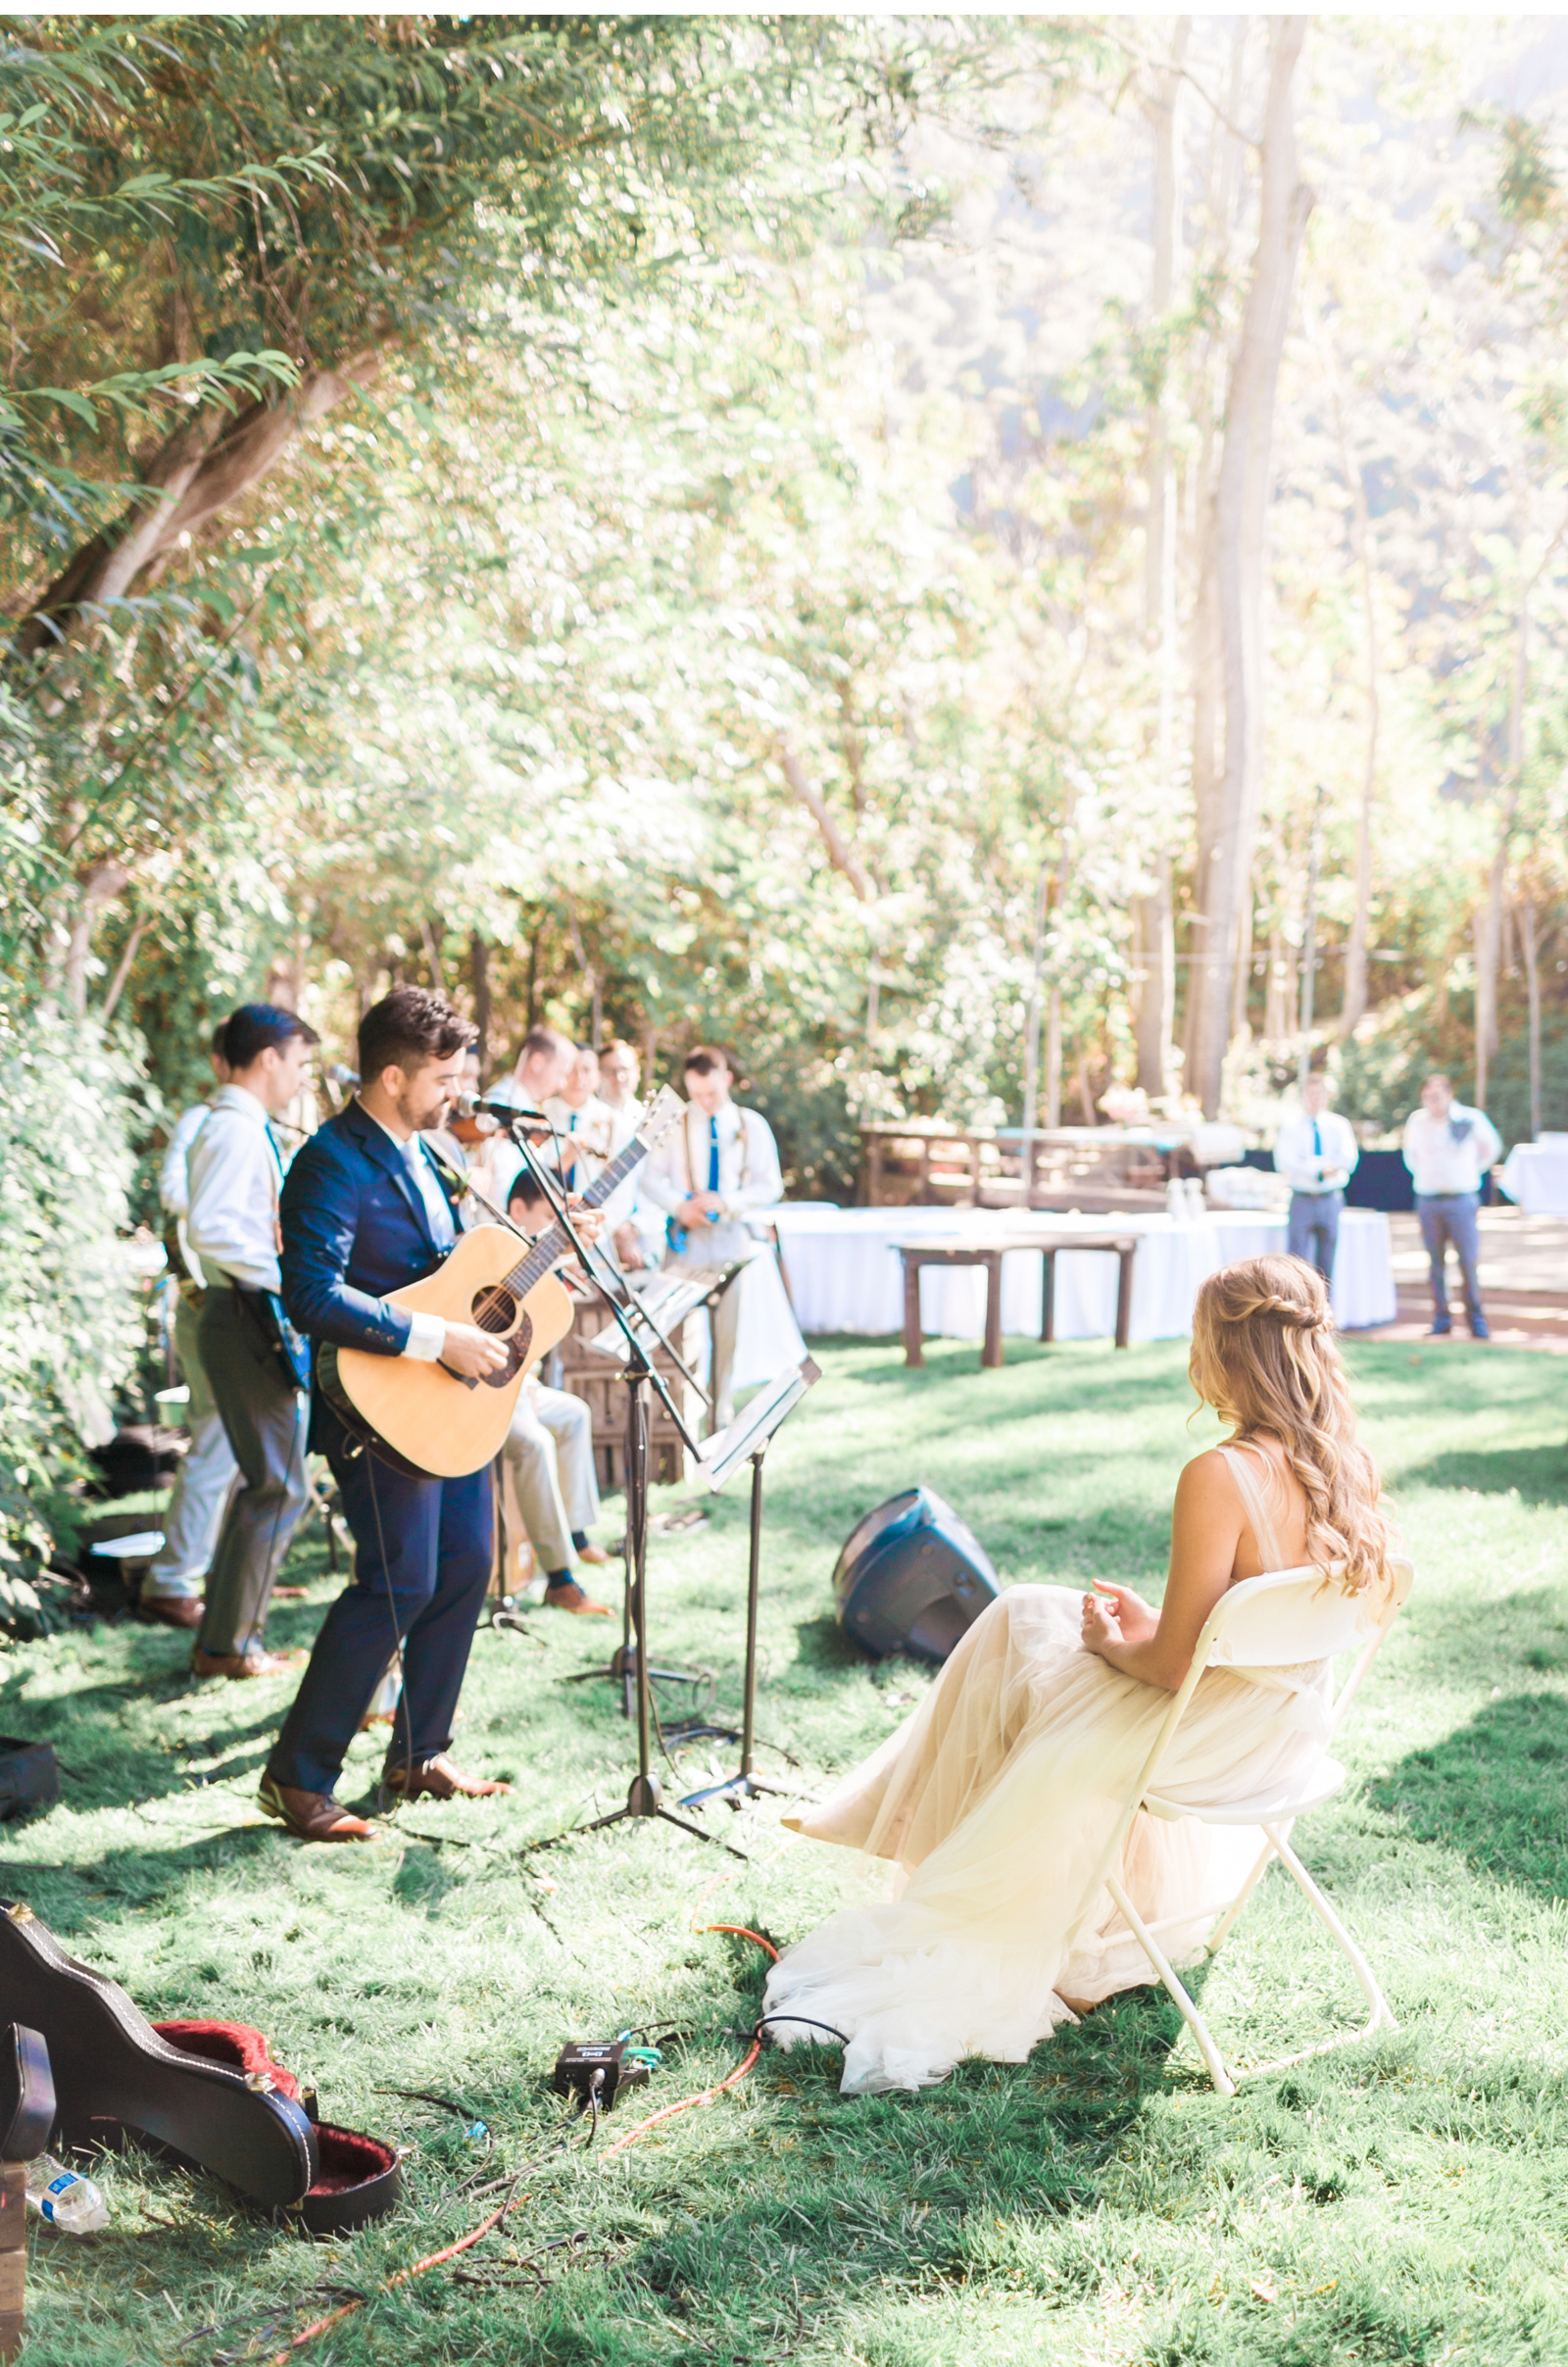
[2,1334,1565,2363]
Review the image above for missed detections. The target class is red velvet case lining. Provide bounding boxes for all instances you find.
[154,2020,301,2100]
[153,2021,394,2194]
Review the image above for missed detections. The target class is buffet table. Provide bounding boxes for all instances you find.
[1497,1140,1568,1216]
[767,1204,1396,1343]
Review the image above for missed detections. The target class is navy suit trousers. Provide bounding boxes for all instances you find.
[267,1439,493,1797]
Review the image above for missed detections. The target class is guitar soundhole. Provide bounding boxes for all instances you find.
[471,1284,517,1332]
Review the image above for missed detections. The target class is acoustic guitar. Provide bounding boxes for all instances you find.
[318,1086,684,1480]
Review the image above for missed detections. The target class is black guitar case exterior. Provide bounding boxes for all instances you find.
[0,1901,404,2230]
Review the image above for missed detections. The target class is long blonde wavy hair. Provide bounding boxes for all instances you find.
[1189,1255,1393,1594]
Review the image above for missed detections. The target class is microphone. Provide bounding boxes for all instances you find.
[457,1094,553,1124]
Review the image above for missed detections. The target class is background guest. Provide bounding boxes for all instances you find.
[596,1037,658,1270]
[486,1022,575,1204]
[1401,1072,1501,1339]
[640,1045,786,1428]
[544,1043,614,1193]
[141,1024,238,1630]
[1275,1073,1358,1289]
[488,1023,573,1118]
[497,1167,612,1614]
[597,1038,645,1129]
[185,1004,319,1676]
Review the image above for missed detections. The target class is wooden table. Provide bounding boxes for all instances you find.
[897,1231,1140,1368]
[1024,1231,1139,1351]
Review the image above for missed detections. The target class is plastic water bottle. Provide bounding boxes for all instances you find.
[25,2156,110,2234]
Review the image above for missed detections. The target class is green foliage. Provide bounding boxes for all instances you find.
[0,1005,146,1621]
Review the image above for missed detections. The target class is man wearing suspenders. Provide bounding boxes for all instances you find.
[639,1046,785,1430]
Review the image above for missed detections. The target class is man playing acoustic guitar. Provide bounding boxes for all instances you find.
[258,987,599,1843]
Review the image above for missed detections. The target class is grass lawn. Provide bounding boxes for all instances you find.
[3,1333,1566,2366]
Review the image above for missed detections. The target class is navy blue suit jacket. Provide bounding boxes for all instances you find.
[280,1102,461,1452]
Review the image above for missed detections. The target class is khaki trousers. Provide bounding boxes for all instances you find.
[499,1381,601,1574]
[144,1292,238,1601]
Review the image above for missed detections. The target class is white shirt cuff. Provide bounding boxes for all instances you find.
[401,1308,447,1361]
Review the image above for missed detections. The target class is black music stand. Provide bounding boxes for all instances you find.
[565,1263,741,1717]
[678,1356,821,1810]
[500,1126,737,1856]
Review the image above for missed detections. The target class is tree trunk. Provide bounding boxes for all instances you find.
[99,914,148,1025]
[776,742,874,901]
[1182,21,1250,1090]
[1136,19,1187,1100]
[17,357,380,657]
[470,933,492,1073]
[1045,986,1062,1129]
[1323,341,1381,1035]
[1022,858,1050,1126]
[1518,899,1542,1139]
[1475,516,1564,1104]
[1186,18,1314,1117]
[62,860,129,1017]
[1132,854,1175,1097]
[1265,924,1296,1042]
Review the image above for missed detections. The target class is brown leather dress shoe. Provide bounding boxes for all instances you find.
[542,1578,612,1617]
[380,1752,512,1802]
[191,1646,307,1680]
[576,1543,612,1566]
[258,1774,377,1843]
[139,1596,204,1631]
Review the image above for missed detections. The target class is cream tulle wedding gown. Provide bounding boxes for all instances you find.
[764,1444,1340,2094]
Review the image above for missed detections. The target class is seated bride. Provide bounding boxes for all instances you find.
[764,1254,1396,2095]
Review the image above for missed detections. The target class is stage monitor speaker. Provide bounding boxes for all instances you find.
[832,1487,999,1664]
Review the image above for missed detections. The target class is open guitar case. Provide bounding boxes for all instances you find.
[0,1901,400,2234]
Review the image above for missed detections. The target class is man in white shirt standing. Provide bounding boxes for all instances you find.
[597,1038,658,1269]
[1401,1073,1502,1339]
[1274,1074,1359,1289]
[141,1025,238,1629]
[185,1004,319,1676]
[544,1044,615,1195]
[639,1045,786,1429]
[484,1022,575,1205]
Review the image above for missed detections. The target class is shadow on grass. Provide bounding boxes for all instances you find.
[1392,1441,1568,1509]
[0,1820,285,1933]
[623,1981,1196,2355]
[1371,1690,1568,1901]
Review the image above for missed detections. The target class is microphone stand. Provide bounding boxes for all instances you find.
[488,1118,733,1856]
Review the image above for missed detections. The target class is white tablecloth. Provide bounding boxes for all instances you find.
[769,1205,1396,1342]
[1498,1143,1568,1215]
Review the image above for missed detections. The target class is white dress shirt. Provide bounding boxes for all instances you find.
[1273,1108,1359,1196]
[598,1095,650,1236]
[1401,1104,1502,1197]
[160,1103,211,1219]
[185,1084,286,1292]
[543,1093,616,1191]
[161,1102,214,1285]
[640,1102,784,1262]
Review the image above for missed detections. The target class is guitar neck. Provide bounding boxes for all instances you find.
[502,1133,645,1296]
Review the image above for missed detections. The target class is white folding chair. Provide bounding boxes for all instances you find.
[1076,1554,1414,2096]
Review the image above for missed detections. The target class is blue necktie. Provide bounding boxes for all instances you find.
[1312,1120,1322,1161]
[707,1117,719,1195]
[565,1110,578,1193]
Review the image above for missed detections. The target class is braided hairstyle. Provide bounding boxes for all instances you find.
[1189,1254,1393,1594]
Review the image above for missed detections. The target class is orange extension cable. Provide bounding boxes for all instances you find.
[263,1924,779,2363]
